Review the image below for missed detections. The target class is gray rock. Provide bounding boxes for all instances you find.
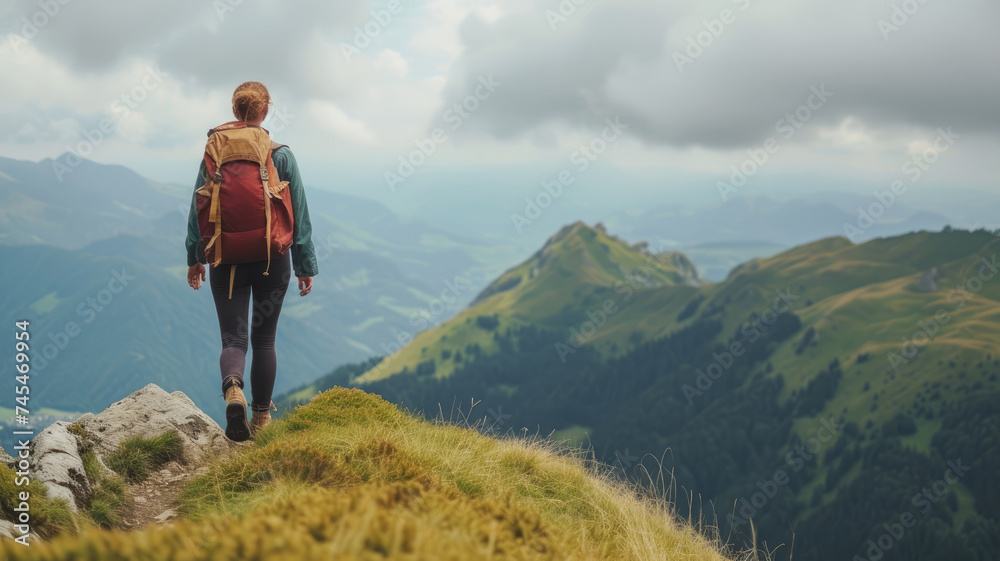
[75,383,234,466]
[0,446,16,469]
[917,267,939,292]
[28,383,234,513]
[0,519,40,544]
[153,509,177,523]
[30,422,90,512]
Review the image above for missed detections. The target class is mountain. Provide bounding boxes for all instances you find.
[351,221,704,384]
[600,194,954,281]
[278,223,1000,561]
[0,153,516,434]
[0,383,734,561]
[0,155,183,249]
[0,153,516,293]
[0,243,342,421]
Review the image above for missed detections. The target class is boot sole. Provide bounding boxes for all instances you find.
[225,401,251,442]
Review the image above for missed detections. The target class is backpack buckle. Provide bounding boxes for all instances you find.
[261,166,279,198]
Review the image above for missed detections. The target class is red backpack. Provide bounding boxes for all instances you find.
[196,121,294,298]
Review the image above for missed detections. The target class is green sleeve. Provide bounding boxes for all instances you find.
[273,146,319,278]
[185,161,208,267]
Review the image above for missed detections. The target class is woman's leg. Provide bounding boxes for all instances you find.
[208,263,252,393]
[248,253,292,412]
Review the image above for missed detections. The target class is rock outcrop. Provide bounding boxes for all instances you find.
[0,447,14,469]
[72,383,233,466]
[28,383,234,512]
[31,422,91,511]
[917,267,939,292]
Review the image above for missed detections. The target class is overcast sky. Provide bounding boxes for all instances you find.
[1,0,997,196]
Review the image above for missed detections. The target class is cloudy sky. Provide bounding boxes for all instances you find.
[2,0,997,200]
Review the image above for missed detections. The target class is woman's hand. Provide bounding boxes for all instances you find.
[188,263,206,290]
[298,277,313,296]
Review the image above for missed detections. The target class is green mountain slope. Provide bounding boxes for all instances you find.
[355,221,704,383]
[0,244,340,424]
[279,224,1000,561]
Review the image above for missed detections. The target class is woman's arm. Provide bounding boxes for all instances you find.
[186,161,208,289]
[273,146,319,279]
[186,161,209,267]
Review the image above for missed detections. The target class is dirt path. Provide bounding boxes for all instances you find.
[119,440,250,530]
[119,460,208,529]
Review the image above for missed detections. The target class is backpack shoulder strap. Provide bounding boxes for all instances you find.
[270,141,286,153]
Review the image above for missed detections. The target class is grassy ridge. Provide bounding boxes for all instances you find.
[356,222,702,383]
[273,225,1000,560]
[1,388,740,560]
[352,226,1000,445]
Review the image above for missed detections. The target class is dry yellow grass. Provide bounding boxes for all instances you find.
[1,388,753,560]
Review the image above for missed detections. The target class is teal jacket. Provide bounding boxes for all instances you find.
[185,146,320,278]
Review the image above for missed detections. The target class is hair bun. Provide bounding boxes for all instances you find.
[232,81,270,122]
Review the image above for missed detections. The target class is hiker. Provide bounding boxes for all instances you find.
[184,81,319,442]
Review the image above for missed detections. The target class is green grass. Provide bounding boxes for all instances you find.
[106,431,183,483]
[0,464,78,540]
[28,291,62,314]
[81,450,130,529]
[0,388,749,560]
[549,425,592,447]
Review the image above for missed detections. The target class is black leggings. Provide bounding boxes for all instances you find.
[209,252,291,412]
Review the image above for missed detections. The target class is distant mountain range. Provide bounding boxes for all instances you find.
[0,153,516,430]
[278,222,1000,561]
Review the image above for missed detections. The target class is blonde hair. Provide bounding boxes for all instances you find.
[232,81,270,122]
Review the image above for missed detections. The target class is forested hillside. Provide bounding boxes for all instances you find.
[280,224,1000,561]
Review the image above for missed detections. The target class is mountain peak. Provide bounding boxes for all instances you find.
[474,221,701,307]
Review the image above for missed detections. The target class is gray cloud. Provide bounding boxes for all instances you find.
[3,0,368,99]
[0,102,102,144]
[438,0,1000,148]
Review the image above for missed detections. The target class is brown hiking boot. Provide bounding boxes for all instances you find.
[224,384,251,442]
[250,401,277,437]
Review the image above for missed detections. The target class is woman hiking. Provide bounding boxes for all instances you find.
[184,81,319,442]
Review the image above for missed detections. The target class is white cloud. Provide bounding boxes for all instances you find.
[0,0,996,190]
[307,100,377,145]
